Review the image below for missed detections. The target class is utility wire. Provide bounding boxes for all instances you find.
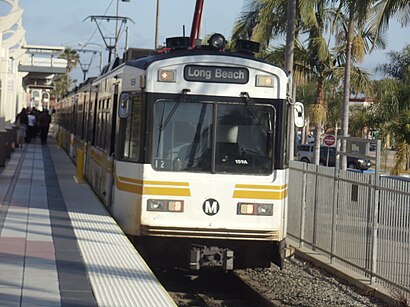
[79,0,114,51]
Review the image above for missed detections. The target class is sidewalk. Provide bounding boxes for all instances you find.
[0,139,176,307]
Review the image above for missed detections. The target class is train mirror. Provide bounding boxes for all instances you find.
[119,93,131,118]
[293,102,305,128]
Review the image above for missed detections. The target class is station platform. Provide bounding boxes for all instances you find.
[0,138,176,306]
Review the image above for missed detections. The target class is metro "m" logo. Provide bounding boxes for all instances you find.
[202,199,220,216]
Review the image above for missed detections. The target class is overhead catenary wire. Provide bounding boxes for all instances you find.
[79,0,115,53]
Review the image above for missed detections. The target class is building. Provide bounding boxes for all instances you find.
[0,0,67,165]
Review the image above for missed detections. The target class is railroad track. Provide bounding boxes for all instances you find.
[152,268,275,307]
[138,240,391,307]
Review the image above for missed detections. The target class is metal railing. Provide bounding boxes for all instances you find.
[288,160,410,297]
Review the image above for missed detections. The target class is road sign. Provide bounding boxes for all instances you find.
[323,134,336,147]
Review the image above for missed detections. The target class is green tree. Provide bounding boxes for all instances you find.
[335,0,410,168]
[232,0,302,159]
[373,44,410,173]
[390,111,410,174]
[349,106,373,137]
[300,0,334,164]
[371,0,410,45]
[331,0,387,168]
[285,0,298,161]
[233,0,375,165]
[231,0,290,51]
[377,46,410,84]
[52,48,79,99]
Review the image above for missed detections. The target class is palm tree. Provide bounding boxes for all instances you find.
[331,0,382,168]
[285,0,297,161]
[371,0,410,44]
[52,48,80,99]
[233,0,375,165]
[232,0,303,160]
[291,0,373,164]
[335,0,410,169]
[372,44,410,173]
[299,0,335,164]
[390,111,410,174]
[231,0,289,51]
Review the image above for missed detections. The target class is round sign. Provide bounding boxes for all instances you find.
[202,199,220,216]
[323,134,336,147]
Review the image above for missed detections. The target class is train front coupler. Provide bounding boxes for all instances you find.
[189,244,234,271]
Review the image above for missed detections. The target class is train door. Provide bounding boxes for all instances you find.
[104,83,120,207]
[111,91,144,235]
[84,88,99,182]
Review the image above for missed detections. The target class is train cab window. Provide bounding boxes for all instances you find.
[152,99,275,174]
[215,104,274,174]
[121,95,142,160]
[152,100,213,172]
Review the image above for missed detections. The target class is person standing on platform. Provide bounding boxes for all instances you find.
[38,109,51,144]
[15,108,28,148]
[26,110,37,143]
[32,107,40,140]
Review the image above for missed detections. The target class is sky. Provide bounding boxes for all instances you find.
[14,0,410,83]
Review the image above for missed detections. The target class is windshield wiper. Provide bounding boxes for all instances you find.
[156,89,190,157]
[240,91,253,105]
[159,88,190,131]
[267,111,273,134]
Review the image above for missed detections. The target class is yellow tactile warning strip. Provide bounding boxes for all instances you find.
[232,184,288,200]
[49,142,176,307]
[115,176,191,197]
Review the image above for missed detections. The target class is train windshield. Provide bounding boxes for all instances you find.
[152,99,275,174]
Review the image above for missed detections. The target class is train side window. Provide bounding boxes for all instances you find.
[119,93,131,118]
[94,98,111,151]
[121,95,141,160]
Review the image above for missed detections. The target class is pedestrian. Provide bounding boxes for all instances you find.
[37,109,52,144]
[26,110,37,143]
[15,108,28,148]
[32,107,40,140]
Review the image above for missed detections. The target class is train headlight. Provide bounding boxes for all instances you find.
[256,75,274,87]
[147,199,184,212]
[237,203,273,216]
[257,204,273,215]
[147,199,167,211]
[208,33,226,50]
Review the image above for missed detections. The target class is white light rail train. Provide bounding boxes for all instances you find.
[56,33,304,271]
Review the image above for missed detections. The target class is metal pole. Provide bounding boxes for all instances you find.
[370,139,381,284]
[125,26,129,51]
[155,0,160,49]
[94,51,102,73]
[312,164,319,249]
[299,162,307,248]
[115,0,119,57]
[285,0,296,161]
[190,0,204,48]
[330,137,340,263]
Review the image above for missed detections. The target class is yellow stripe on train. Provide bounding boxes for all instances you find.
[234,184,288,190]
[117,176,189,186]
[115,176,191,196]
[233,184,288,200]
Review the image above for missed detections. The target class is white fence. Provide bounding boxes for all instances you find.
[288,161,410,297]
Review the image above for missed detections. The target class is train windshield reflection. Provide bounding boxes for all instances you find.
[152,99,275,174]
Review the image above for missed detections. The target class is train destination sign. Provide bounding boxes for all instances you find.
[184,65,249,84]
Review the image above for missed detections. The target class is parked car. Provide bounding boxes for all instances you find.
[297,144,372,170]
[297,133,314,145]
[297,144,314,163]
